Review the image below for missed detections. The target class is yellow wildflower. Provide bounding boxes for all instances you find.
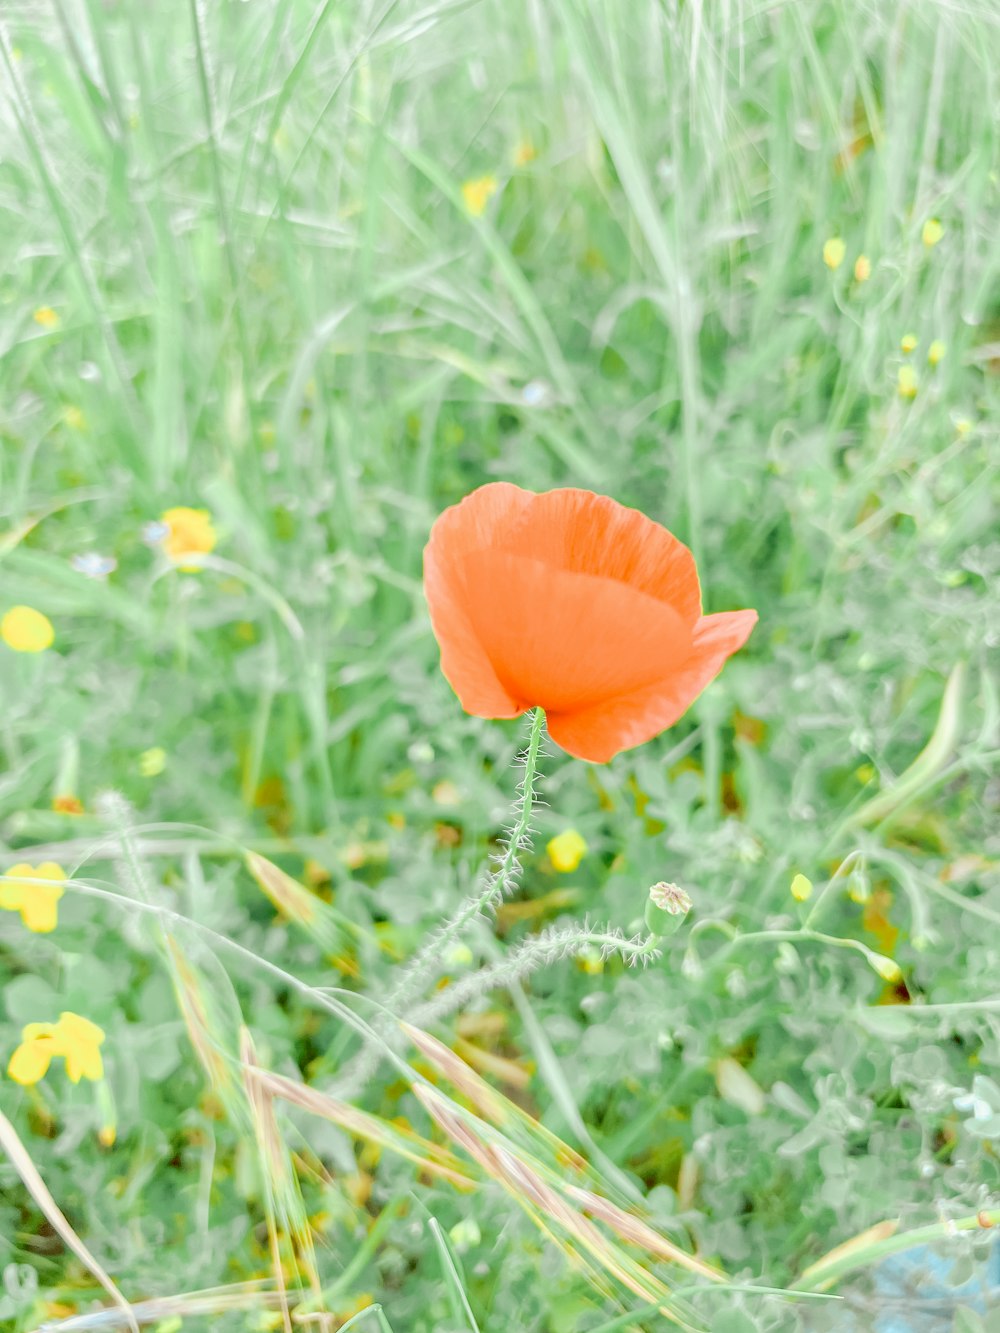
[432,779,460,807]
[790,873,813,903]
[461,175,497,217]
[897,365,918,399]
[161,507,216,571]
[921,218,944,247]
[512,139,536,166]
[33,307,60,329]
[63,405,86,430]
[954,417,973,437]
[52,794,84,815]
[900,333,918,354]
[853,254,871,282]
[547,829,588,873]
[927,339,946,366]
[139,746,167,777]
[822,237,846,270]
[7,1011,105,1085]
[1,605,54,653]
[0,862,66,933]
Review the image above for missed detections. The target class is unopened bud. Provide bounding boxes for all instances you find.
[869,953,903,982]
[847,867,871,904]
[645,882,692,937]
[790,873,813,903]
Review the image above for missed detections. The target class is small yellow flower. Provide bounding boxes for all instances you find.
[823,237,846,270]
[461,175,498,217]
[547,829,588,873]
[512,138,536,166]
[52,794,84,815]
[954,417,973,437]
[900,333,918,354]
[7,1011,105,1085]
[432,779,460,807]
[897,365,918,399]
[927,339,946,366]
[139,746,167,777]
[2,605,54,653]
[922,218,944,247]
[790,873,813,903]
[98,1124,116,1148]
[0,862,66,933]
[161,507,217,571]
[33,306,60,329]
[853,254,871,282]
[63,405,86,430]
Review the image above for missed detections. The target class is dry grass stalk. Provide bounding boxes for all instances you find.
[248,1066,477,1190]
[0,1108,139,1333]
[411,1085,702,1328]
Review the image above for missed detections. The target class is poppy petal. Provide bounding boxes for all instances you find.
[460,550,692,713]
[546,609,758,762]
[494,488,702,625]
[424,487,528,719]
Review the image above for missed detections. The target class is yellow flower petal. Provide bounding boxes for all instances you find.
[2,605,55,652]
[22,1022,58,1043]
[160,507,217,570]
[900,333,918,354]
[64,1042,104,1083]
[57,1012,106,1045]
[8,1038,55,1085]
[853,254,871,283]
[20,883,63,933]
[461,175,497,218]
[2,863,65,931]
[55,1013,105,1084]
[33,306,60,329]
[547,829,588,873]
[927,339,946,366]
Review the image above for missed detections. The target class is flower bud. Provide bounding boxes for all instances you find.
[869,953,903,982]
[645,881,692,937]
[790,873,813,903]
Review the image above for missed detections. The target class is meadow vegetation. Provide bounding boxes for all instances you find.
[1,1,999,1329]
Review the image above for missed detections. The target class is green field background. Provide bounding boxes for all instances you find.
[1,2,998,1330]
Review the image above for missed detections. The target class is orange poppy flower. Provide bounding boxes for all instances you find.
[424,484,757,763]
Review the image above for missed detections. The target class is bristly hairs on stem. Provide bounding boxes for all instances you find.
[331,708,547,1097]
[414,922,661,1026]
[388,708,546,1013]
[96,790,159,908]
